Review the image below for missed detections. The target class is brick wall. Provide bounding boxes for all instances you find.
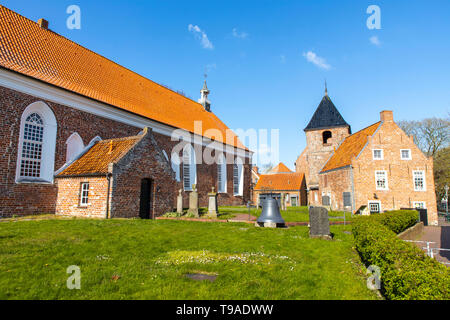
[319,167,352,210]
[318,119,438,225]
[109,129,178,218]
[352,120,438,224]
[0,85,250,217]
[55,176,108,218]
[305,127,350,185]
[304,126,350,205]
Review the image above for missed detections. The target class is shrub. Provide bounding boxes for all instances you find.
[352,211,450,300]
[162,212,182,218]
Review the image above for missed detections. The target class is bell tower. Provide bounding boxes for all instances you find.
[303,84,351,205]
[198,77,211,112]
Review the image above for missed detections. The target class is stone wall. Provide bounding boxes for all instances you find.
[304,126,350,205]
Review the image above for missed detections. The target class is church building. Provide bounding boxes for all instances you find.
[296,87,438,225]
[0,6,252,218]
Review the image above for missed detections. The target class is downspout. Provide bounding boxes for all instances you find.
[105,173,112,219]
[350,166,356,214]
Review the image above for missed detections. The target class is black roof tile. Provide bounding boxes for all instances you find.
[304,95,350,131]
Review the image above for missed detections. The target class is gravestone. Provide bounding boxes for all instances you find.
[176,189,183,214]
[207,187,218,218]
[281,193,287,211]
[309,206,332,239]
[188,184,199,217]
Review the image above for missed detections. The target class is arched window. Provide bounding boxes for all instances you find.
[66,132,84,163]
[233,157,244,196]
[182,144,197,191]
[217,153,227,193]
[171,152,181,182]
[16,101,57,183]
[322,131,332,144]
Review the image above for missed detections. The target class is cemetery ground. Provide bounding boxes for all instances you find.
[0,211,379,300]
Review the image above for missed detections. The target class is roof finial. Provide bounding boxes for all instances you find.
[324,79,328,96]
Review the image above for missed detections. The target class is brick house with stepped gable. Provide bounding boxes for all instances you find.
[296,87,438,225]
[253,163,307,208]
[0,6,252,218]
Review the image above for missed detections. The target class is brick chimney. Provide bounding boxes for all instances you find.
[380,110,393,122]
[37,18,49,29]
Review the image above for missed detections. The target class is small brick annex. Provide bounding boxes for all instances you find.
[55,129,177,218]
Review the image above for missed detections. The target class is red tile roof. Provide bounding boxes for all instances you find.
[254,172,304,191]
[269,162,293,173]
[57,136,141,176]
[321,122,381,172]
[0,5,247,150]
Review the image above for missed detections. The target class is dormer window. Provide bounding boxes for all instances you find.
[372,149,383,160]
[322,131,332,144]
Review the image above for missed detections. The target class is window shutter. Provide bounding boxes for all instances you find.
[218,163,222,192]
[183,149,191,190]
[233,164,239,195]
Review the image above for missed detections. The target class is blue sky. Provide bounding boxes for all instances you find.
[3,0,449,170]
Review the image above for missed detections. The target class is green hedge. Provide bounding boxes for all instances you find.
[353,210,450,300]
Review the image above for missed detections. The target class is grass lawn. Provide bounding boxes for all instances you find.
[218,206,352,223]
[0,217,377,300]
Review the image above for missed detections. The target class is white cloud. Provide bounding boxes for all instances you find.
[303,51,331,70]
[188,24,214,50]
[369,36,381,46]
[280,54,286,64]
[232,28,248,39]
[205,63,216,73]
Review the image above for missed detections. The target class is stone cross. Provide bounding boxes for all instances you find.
[309,206,332,239]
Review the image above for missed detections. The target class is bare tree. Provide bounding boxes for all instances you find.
[398,117,450,156]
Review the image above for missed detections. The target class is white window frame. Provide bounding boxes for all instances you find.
[375,170,388,190]
[217,153,227,193]
[182,144,197,191]
[413,170,426,192]
[400,149,411,160]
[233,157,244,196]
[368,201,381,214]
[372,149,383,160]
[15,101,57,184]
[413,201,426,209]
[65,132,84,163]
[79,182,89,207]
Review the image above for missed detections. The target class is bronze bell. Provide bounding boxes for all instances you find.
[257,197,285,227]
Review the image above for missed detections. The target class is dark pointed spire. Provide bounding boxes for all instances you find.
[304,88,350,132]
